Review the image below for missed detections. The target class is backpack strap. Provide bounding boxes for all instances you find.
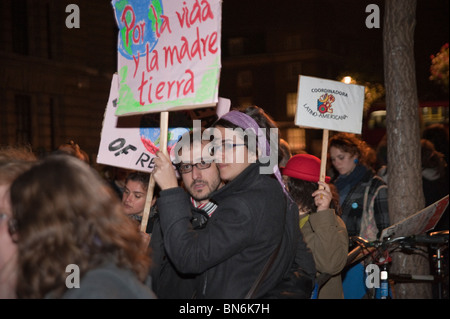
[360,176,387,241]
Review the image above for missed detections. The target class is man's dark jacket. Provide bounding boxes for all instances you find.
[155,163,316,299]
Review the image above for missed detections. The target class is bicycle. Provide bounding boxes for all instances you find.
[345,230,449,299]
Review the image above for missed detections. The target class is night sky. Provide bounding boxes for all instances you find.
[221,0,449,100]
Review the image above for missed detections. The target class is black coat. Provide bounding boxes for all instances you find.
[150,206,210,299]
[156,163,315,299]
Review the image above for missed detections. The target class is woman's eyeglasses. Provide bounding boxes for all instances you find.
[208,141,246,156]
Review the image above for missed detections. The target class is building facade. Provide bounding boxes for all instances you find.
[0,0,117,162]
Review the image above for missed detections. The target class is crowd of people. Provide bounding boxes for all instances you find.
[0,106,448,299]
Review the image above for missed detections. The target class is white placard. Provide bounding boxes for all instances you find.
[295,75,365,133]
[380,195,449,239]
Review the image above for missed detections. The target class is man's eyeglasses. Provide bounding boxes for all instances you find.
[176,161,212,174]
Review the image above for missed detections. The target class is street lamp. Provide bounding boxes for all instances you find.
[342,76,353,84]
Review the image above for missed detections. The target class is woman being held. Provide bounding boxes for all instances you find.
[152,110,316,299]
[282,154,348,299]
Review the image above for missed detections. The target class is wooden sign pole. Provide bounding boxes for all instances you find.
[140,111,169,233]
[319,129,329,190]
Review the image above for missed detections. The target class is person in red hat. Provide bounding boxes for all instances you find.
[282,153,348,299]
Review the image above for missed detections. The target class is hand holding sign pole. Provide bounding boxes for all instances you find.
[295,76,365,189]
[109,0,222,235]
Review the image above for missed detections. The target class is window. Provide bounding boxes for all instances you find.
[286,92,298,118]
[284,34,301,51]
[286,62,302,81]
[286,127,305,153]
[237,70,252,88]
[237,97,253,108]
[228,37,244,56]
[12,0,29,55]
[15,94,32,145]
[421,106,449,126]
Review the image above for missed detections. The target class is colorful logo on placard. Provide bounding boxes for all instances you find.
[317,93,335,114]
[139,127,190,155]
[113,0,163,60]
[139,114,189,155]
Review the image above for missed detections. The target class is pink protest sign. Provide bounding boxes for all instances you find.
[97,74,229,172]
[111,0,222,116]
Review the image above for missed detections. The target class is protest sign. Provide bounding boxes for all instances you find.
[295,75,365,185]
[96,73,230,172]
[295,75,365,134]
[380,195,449,240]
[112,0,222,116]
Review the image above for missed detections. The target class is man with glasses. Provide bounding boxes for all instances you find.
[150,131,224,298]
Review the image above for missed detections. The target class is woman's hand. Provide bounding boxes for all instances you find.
[313,181,332,212]
[140,232,151,250]
[152,151,178,191]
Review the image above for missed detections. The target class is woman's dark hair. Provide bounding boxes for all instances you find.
[11,155,151,298]
[240,105,279,144]
[241,106,284,163]
[125,171,150,191]
[328,132,373,170]
[287,177,342,216]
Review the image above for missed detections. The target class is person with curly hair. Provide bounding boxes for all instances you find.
[329,132,389,241]
[0,146,36,299]
[9,155,156,299]
[328,132,390,299]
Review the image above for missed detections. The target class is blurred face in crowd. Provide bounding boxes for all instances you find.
[178,142,222,204]
[0,157,35,298]
[0,183,16,271]
[329,146,358,176]
[122,180,147,216]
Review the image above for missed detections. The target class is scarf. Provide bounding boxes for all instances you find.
[334,165,368,205]
[191,197,218,217]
